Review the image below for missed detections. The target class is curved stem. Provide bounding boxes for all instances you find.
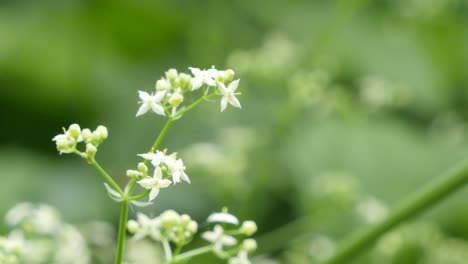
[115,200,129,264]
[91,160,125,196]
[128,189,151,201]
[322,158,468,264]
[174,93,218,118]
[162,240,173,263]
[150,118,175,153]
[171,245,213,263]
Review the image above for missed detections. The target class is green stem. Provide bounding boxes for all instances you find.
[162,240,173,263]
[150,118,175,153]
[174,93,218,118]
[91,160,125,196]
[171,245,213,263]
[128,189,151,200]
[115,200,129,264]
[322,158,468,264]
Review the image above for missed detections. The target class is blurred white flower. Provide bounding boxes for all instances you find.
[167,159,190,184]
[137,167,172,201]
[138,151,172,167]
[202,225,237,254]
[136,91,166,117]
[207,211,239,225]
[218,80,241,111]
[131,213,162,241]
[189,67,217,90]
[229,250,251,264]
[5,203,34,226]
[356,196,388,224]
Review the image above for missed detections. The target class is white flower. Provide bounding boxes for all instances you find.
[189,67,217,90]
[136,91,166,117]
[138,151,172,167]
[5,202,34,226]
[52,125,83,154]
[137,166,172,201]
[202,225,237,253]
[167,159,190,184]
[229,250,251,264]
[218,80,241,111]
[131,213,162,241]
[207,212,239,225]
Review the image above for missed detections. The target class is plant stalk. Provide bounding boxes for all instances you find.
[115,200,129,264]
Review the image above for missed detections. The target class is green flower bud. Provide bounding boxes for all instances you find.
[225,69,235,81]
[126,170,140,178]
[178,73,191,89]
[96,125,108,140]
[160,210,180,228]
[240,220,257,236]
[81,129,93,144]
[156,78,171,91]
[215,71,226,82]
[86,143,97,159]
[68,124,81,140]
[127,220,139,234]
[165,69,178,81]
[137,162,148,174]
[187,220,198,233]
[180,214,191,225]
[168,92,183,107]
[242,238,257,252]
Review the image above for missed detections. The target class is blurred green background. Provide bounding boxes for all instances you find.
[1,0,468,263]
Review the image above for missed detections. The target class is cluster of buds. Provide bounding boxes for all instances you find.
[136,66,241,118]
[127,210,198,247]
[52,124,108,162]
[0,236,21,264]
[202,208,258,263]
[127,149,190,202]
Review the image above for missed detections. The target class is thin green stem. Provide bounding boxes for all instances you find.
[115,200,129,264]
[128,189,151,201]
[174,93,218,118]
[91,159,125,196]
[125,178,138,194]
[150,118,175,153]
[162,240,173,263]
[322,158,468,264]
[171,245,213,263]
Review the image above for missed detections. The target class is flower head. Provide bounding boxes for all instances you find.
[189,67,217,90]
[202,225,237,254]
[137,166,172,201]
[136,91,166,117]
[218,80,241,111]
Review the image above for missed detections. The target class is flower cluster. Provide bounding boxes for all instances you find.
[127,210,198,247]
[203,209,258,263]
[136,66,241,117]
[1,203,90,264]
[126,149,190,202]
[52,124,108,162]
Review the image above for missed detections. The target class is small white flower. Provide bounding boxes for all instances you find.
[202,225,237,253]
[5,202,35,226]
[207,212,239,225]
[136,91,166,117]
[132,213,162,241]
[52,126,82,154]
[167,159,190,184]
[189,67,217,90]
[229,250,251,264]
[218,80,241,111]
[137,166,172,201]
[138,151,172,167]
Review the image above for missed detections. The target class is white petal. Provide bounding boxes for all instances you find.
[149,188,160,201]
[220,235,237,246]
[217,82,228,94]
[151,103,166,116]
[206,68,218,77]
[207,212,239,225]
[229,96,241,109]
[205,77,216,86]
[180,172,190,184]
[136,104,150,117]
[154,91,166,102]
[228,79,240,92]
[221,96,229,112]
[137,178,156,189]
[172,171,181,184]
[189,67,202,77]
[153,166,163,180]
[158,179,172,188]
[138,91,150,100]
[191,78,203,90]
[201,231,217,243]
[138,153,155,160]
[137,212,151,225]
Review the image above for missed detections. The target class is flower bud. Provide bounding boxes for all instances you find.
[160,210,180,228]
[215,71,226,82]
[180,214,191,225]
[178,73,191,89]
[126,170,140,178]
[56,138,75,154]
[96,126,108,140]
[68,124,81,140]
[86,143,97,159]
[81,129,92,144]
[156,78,171,91]
[240,220,257,236]
[242,238,257,252]
[137,162,148,174]
[168,92,183,107]
[187,220,198,233]
[165,69,178,81]
[225,69,235,81]
[127,220,139,234]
